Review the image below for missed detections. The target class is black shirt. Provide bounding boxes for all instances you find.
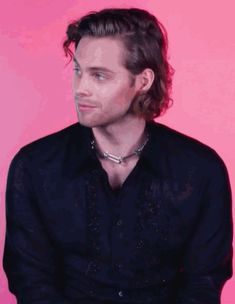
[3,121,233,304]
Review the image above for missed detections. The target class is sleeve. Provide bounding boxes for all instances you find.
[175,154,233,304]
[3,149,70,304]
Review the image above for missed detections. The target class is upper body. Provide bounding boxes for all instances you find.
[3,120,233,304]
[3,7,233,304]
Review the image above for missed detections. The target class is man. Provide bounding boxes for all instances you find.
[3,8,233,304]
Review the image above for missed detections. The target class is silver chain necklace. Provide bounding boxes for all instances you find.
[91,133,149,164]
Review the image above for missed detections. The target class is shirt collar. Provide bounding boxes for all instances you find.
[140,120,165,174]
[64,123,97,178]
[65,120,165,177]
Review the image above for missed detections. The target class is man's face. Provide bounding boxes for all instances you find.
[73,36,140,128]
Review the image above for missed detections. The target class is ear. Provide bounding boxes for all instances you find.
[135,68,155,92]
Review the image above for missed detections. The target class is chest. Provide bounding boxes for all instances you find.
[99,157,140,189]
[39,165,200,256]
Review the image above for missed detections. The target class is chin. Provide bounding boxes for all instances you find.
[77,117,103,128]
[78,119,95,128]
[77,112,131,129]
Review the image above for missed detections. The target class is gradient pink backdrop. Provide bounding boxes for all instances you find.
[0,1,234,303]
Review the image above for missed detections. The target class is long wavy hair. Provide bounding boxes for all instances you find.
[63,8,174,121]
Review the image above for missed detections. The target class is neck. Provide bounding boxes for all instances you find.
[91,116,147,156]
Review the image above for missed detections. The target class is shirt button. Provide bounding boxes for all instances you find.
[118,290,124,297]
[89,290,94,296]
[117,263,123,270]
[116,219,123,226]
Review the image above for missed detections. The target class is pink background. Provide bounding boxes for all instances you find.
[0,0,234,302]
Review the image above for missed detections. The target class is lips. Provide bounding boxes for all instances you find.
[77,103,97,112]
[78,103,97,108]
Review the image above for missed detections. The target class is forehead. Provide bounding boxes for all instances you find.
[74,37,126,70]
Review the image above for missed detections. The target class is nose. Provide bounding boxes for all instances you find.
[73,74,91,97]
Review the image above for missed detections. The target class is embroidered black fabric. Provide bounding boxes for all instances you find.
[3,121,233,304]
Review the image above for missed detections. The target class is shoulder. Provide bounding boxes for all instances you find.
[9,123,87,170]
[21,122,81,153]
[149,121,229,179]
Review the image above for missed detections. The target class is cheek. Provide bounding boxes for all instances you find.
[98,83,132,104]
[72,78,76,93]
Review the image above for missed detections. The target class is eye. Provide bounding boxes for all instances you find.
[92,72,107,81]
[73,67,81,76]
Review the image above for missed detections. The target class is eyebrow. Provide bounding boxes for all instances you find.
[73,57,115,74]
